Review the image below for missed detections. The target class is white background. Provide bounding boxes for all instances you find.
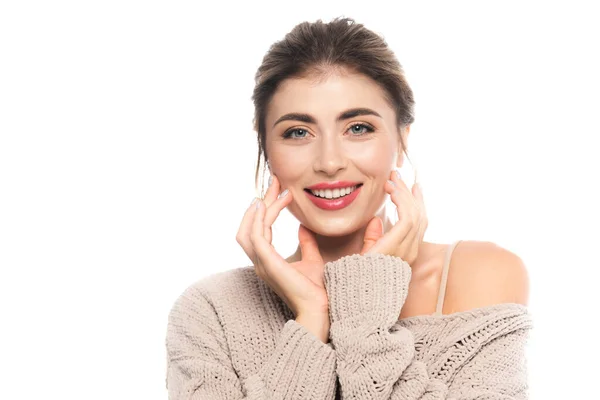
[1,1,598,398]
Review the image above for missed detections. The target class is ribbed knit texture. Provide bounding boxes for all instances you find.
[165,253,533,399]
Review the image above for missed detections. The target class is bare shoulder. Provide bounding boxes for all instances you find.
[443,240,530,314]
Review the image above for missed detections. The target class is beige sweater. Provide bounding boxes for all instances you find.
[165,252,533,399]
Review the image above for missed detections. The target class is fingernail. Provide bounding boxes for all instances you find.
[387,179,396,187]
[278,189,289,199]
[255,199,261,209]
[268,176,273,186]
[250,197,258,207]
[395,170,401,180]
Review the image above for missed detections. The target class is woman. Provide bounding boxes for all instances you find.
[165,17,532,399]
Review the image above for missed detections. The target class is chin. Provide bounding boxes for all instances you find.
[302,218,363,238]
[288,198,381,238]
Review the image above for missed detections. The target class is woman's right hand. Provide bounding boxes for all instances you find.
[236,176,329,320]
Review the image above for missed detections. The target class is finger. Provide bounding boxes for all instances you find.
[298,224,324,263]
[390,169,409,191]
[385,174,411,198]
[387,172,421,225]
[401,182,425,263]
[366,212,412,255]
[412,182,429,244]
[412,182,427,216]
[263,188,293,244]
[409,182,427,233]
[384,181,425,264]
[405,217,422,264]
[251,199,295,284]
[391,170,420,212]
[263,175,281,208]
[360,216,384,254]
[386,180,418,227]
[251,200,286,266]
[250,200,272,277]
[388,170,416,207]
[236,198,259,263]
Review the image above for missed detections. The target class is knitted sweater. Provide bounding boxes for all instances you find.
[165,252,533,399]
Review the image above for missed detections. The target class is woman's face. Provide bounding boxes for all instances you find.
[264,69,406,237]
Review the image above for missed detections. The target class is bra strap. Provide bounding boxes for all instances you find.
[434,240,462,316]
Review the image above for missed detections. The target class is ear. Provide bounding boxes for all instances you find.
[395,125,411,169]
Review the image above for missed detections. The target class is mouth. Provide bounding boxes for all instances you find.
[303,183,363,199]
[303,183,364,211]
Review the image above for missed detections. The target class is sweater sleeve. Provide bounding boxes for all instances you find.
[323,253,532,400]
[165,285,337,399]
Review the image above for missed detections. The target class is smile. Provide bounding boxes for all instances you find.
[307,185,359,199]
[304,184,363,210]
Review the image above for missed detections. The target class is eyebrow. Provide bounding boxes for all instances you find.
[272,107,382,128]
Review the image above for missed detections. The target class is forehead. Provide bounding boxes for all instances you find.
[266,71,396,126]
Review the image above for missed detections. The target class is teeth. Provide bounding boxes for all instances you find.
[309,185,358,199]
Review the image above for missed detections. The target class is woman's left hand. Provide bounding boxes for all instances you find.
[361,169,428,266]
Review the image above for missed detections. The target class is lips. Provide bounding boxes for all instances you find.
[304,184,363,210]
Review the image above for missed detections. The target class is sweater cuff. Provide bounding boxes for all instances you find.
[324,252,412,325]
[250,319,336,397]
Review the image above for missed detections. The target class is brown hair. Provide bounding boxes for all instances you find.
[251,17,416,197]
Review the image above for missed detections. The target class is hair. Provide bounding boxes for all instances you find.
[251,17,416,198]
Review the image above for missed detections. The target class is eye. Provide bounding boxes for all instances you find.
[282,123,375,140]
[282,128,310,139]
[348,123,375,136]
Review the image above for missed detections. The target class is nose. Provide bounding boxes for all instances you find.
[313,134,347,176]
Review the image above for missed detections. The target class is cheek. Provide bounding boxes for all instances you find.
[349,142,395,175]
[268,152,307,183]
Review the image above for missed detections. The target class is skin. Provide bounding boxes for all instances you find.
[237,67,438,342]
[263,68,435,266]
